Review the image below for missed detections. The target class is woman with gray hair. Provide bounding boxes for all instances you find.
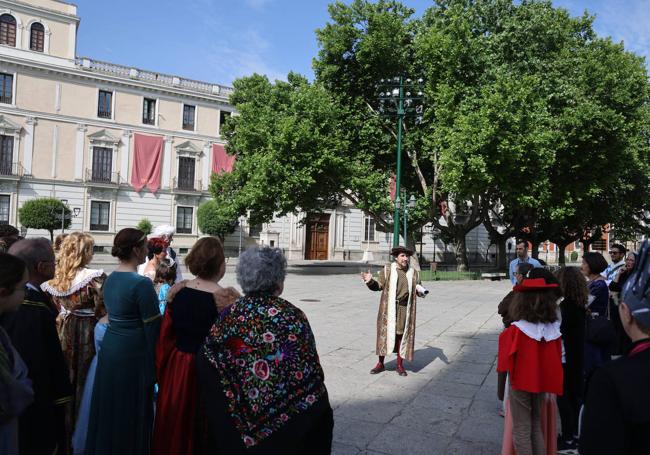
[197,246,333,454]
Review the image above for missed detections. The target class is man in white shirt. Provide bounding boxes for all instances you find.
[509,240,541,284]
[602,243,626,285]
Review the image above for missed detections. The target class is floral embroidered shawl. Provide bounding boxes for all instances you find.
[202,293,327,447]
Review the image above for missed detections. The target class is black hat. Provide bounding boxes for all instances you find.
[622,240,650,328]
[390,246,414,257]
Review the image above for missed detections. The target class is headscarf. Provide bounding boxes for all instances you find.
[202,293,328,448]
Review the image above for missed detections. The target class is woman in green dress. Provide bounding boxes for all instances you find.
[85,228,161,454]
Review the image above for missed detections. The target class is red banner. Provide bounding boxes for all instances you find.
[131,133,163,193]
[212,144,236,175]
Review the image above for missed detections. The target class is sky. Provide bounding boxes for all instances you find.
[74,0,650,87]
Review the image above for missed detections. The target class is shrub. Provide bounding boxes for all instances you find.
[197,200,238,240]
[18,198,71,241]
[136,218,153,236]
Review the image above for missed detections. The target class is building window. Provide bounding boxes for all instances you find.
[219,110,231,134]
[363,215,376,241]
[97,90,113,119]
[176,206,193,234]
[249,223,263,238]
[143,98,156,125]
[0,135,13,175]
[0,73,13,104]
[0,14,16,47]
[91,147,112,182]
[90,201,110,231]
[182,104,195,130]
[0,195,9,225]
[177,157,195,190]
[29,23,44,52]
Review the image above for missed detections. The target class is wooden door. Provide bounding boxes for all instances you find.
[305,215,329,260]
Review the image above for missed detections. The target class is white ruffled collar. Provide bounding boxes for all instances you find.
[512,320,562,342]
[41,268,104,297]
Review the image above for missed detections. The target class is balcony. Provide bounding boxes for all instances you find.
[172,177,202,193]
[0,162,23,180]
[84,169,121,187]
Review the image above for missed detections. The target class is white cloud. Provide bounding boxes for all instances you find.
[591,0,650,63]
[184,0,286,84]
[244,0,274,11]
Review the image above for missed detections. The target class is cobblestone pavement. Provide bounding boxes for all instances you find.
[247,272,510,455]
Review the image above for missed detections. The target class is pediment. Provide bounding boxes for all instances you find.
[175,140,202,156]
[0,115,21,134]
[88,129,120,145]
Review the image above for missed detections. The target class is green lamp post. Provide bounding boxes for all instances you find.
[377,77,424,247]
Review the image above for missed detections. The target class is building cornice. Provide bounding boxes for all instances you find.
[0,55,234,105]
[0,0,79,25]
[0,105,228,145]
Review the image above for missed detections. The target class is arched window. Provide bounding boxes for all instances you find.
[0,14,17,47]
[30,22,44,52]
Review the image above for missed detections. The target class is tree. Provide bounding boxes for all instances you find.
[197,200,239,240]
[136,218,152,236]
[18,198,71,241]
[213,0,650,270]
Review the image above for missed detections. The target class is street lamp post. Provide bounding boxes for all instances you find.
[60,199,68,234]
[377,77,424,247]
[403,194,416,245]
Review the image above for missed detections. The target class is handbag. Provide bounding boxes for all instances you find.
[585,301,616,347]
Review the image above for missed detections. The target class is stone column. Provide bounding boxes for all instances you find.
[162,136,173,188]
[74,124,86,180]
[22,117,36,176]
[202,141,211,191]
[120,130,132,183]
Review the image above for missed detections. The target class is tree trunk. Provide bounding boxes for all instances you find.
[49,230,54,242]
[454,233,469,272]
[497,238,507,271]
[531,239,541,259]
[557,242,569,267]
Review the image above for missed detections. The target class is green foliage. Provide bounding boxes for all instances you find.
[197,200,238,240]
[136,218,153,236]
[213,0,650,269]
[18,198,71,241]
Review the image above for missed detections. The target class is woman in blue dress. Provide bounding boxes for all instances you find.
[85,229,161,455]
[72,312,108,455]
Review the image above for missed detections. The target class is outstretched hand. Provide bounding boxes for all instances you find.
[361,271,373,283]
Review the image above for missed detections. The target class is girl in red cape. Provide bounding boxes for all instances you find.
[497,268,563,455]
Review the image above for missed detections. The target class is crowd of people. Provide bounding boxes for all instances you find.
[497,241,650,455]
[0,224,333,454]
[1,220,648,455]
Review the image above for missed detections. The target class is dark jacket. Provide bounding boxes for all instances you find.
[580,338,650,454]
[560,298,586,392]
[0,285,72,455]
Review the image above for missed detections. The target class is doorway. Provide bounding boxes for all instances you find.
[305,214,330,260]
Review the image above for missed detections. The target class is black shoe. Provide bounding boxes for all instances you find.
[557,438,578,454]
[396,365,407,376]
[369,363,385,374]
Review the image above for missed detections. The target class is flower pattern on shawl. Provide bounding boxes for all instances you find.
[202,294,327,447]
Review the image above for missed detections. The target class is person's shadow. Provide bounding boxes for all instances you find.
[384,346,449,373]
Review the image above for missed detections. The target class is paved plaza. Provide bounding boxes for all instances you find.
[220,267,509,455]
[92,258,509,454]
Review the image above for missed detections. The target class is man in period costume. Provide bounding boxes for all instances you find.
[0,238,72,455]
[362,246,424,377]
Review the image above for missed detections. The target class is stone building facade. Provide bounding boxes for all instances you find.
[0,0,494,263]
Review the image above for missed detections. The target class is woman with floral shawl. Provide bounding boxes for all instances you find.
[197,246,333,454]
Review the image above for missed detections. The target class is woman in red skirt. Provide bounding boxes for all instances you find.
[152,237,239,455]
